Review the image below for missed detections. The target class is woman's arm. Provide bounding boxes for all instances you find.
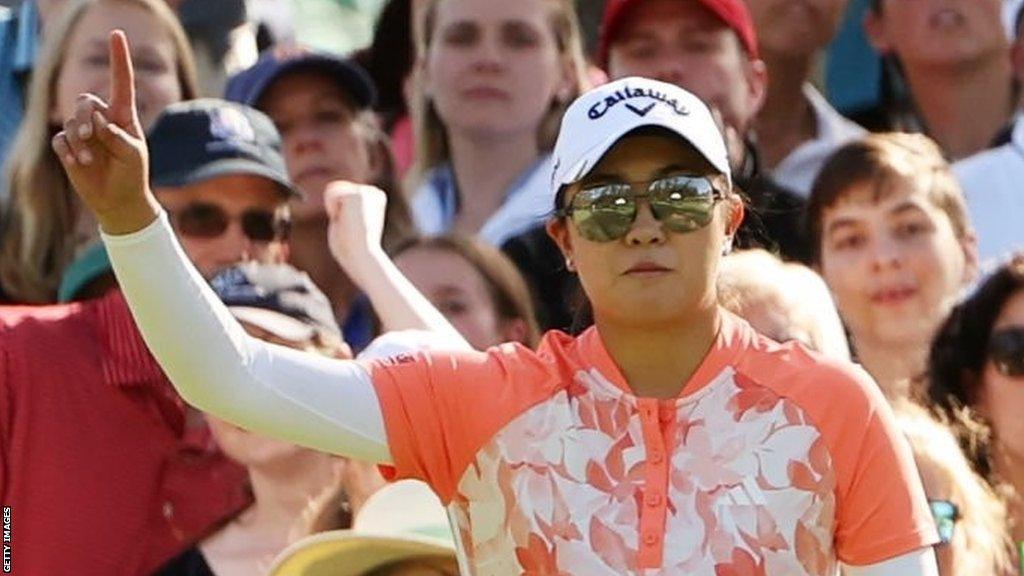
[54,31,405,464]
[323,181,470,349]
[843,548,938,576]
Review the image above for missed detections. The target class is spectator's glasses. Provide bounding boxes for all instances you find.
[557,174,728,243]
[988,327,1024,377]
[928,499,959,545]
[171,202,289,242]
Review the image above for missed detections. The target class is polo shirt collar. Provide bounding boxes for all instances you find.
[95,289,170,389]
[577,309,752,400]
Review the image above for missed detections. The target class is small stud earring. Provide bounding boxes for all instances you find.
[722,238,733,256]
[565,257,575,271]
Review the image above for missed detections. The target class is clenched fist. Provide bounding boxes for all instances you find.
[52,30,160,235]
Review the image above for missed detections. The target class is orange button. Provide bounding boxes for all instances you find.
[650,451,663,464]
[646,493,662,507]
[644,533,658,545]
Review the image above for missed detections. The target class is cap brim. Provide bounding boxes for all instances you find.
[247,57,376,110]
[269,531,456,576]
[553,120,731,192]
[151,158,301,198]
[230,307,316,343]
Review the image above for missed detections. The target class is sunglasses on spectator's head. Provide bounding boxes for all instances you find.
[557,174,728,243]
[170,202,289,242]
[929,499,959,545]
[988,326,1024,377]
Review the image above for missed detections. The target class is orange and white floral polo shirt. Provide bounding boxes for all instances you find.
[365,312,936,575]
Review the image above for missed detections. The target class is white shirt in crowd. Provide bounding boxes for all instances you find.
[411,155,554,247]
[954,115,1024,264]
[771,85,867,198]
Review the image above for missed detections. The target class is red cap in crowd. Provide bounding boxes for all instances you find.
[598,0,761,67]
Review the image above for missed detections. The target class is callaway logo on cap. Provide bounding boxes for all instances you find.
[551,77,731,193]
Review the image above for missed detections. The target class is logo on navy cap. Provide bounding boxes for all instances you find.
[587,84,691,120]
[209,107,257,144]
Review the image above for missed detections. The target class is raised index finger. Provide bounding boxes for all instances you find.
[108,30,139,131]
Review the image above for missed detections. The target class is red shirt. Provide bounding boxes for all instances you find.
[0,290,250,575]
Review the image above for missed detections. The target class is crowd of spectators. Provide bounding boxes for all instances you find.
[1,0,1022,574]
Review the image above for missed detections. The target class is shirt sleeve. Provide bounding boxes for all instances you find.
[102,213,391,463]
[362,342,559,502]
[799,359,939,565]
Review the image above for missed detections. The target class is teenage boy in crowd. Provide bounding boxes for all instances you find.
[1,99,301,575]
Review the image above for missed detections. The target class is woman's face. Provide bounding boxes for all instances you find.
[258,71,377,222]
[395,246,508,349]
[548,134,739,328]
[978,289,1024,460]
[818,180,973,349]
[52,2,184,130]
[422,0,568,141]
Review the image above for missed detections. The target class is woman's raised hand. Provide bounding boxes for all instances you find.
[52,30,159,235]
[324,181,389,279]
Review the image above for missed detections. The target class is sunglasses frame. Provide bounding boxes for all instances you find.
[556,173,730,243]
[988,326,1024,378]
[170,202,291,243]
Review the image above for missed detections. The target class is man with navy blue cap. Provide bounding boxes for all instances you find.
[1,98,299,575]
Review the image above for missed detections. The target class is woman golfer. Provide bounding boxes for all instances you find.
[55,31,939,575]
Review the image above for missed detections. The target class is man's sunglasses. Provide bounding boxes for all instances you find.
[170,202,289,242]
[928,499,959,545]
[989,326,1024,377]
[556,174,728,242]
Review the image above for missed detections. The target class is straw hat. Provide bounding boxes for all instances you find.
[269,480,457,576]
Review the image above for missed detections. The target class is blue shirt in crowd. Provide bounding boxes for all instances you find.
[0,1,39,202]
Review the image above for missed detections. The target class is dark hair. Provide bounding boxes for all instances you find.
[355,0,414,127]
[805,133,971,264]
[393,234,541,346]
[927,253,1024,482]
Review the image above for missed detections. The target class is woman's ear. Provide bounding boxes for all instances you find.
[725,194,745,238]
[959,229,980,286]
[546,217,575,269]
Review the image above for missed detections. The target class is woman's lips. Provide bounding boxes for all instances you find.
[625,262,672,276]
[462,86,510,100]
[870,286,918,305]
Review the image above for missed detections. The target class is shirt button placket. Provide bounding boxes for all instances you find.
[637,398,668,567]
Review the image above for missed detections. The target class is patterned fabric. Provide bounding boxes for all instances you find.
[367,313,936,574]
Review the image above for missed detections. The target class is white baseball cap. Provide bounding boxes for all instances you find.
[551,77,731,195]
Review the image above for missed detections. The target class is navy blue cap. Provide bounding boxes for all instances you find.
[147,99,300,197]
[225,47,377,109]
[211,262,341,341]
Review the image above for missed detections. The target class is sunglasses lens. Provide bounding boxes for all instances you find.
[176,203,228,238]
[649,176,717,233]
[241,210,281,242]
[571,184,636,242]
[989,328,1024,377]
[928,500,958,544]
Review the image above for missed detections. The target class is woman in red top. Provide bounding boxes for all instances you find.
[56,31,939,575]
